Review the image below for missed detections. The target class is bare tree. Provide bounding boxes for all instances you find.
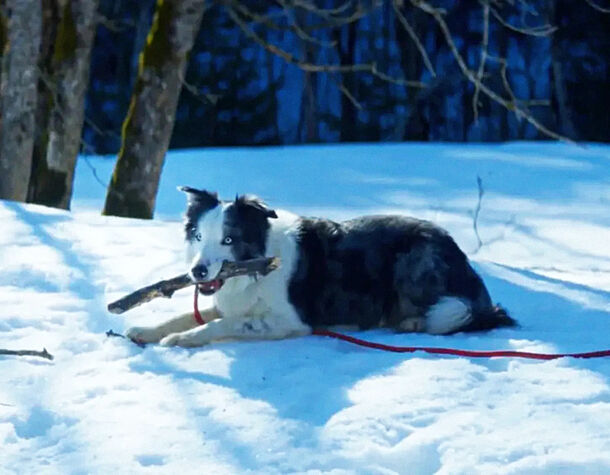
[333,19,359,142]
[103,0,583,219]
[27,0,100,209]
[0,0,42,202]
[394,1,429,140]
[547,1,577,139]
[31,0,61,203]
[103,0,207,219]
[296,8,319,142]
[103,0,423,218]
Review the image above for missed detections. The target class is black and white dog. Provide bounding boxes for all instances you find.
[126,187,514,347]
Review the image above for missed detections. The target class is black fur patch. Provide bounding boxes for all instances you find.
[288,215,514,332]
[223,195,277,261]
[180,187,220,241]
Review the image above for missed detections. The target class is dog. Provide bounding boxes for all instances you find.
[126,187,515,347]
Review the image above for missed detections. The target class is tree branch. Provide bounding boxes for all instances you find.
[583,0,610,14]
[290,0,354,19]
[107,257,280,314]
[410,0,573,142]
[473,1,490,122]
[0,348,54,360]
[225,3,426,88]
[290,0,379,28]
[330,74,363,110]
[488,4,556,37]
[228,0,335,48]
[392,0,436,77]
[472,175,484,252]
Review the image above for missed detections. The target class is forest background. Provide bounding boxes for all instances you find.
[0,0,608,218]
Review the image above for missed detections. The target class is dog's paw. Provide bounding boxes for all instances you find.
[160,332,207,348]
[125,326,164,344]
[159,333,181,347]
[398,316,426,333]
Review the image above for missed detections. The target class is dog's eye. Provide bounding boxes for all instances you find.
[222,236,233,245]
[188,226,202,242]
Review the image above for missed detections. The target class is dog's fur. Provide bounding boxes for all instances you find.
[126,188,515,347]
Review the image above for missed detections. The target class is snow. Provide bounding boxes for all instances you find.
[1,142,610,474]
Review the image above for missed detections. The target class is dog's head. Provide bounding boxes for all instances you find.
[180,186,277,295]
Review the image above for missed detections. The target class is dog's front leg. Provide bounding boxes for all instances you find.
[126,308,220,343]
[160,314,311,348]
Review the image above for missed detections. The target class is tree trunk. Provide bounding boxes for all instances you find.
[395,6,427,141]
[300,67,318,142]
[298,10,318,143]
[334,21,358,142]
[0,0,42,202]
[27,0,99,209]
[30,0,60,203]
[103,0,206,219]
[0,9,6,95]
[497,24,509,140]
[548,0,577,139]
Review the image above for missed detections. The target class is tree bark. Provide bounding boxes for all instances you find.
[548,0,577,139]
[496,24,509,140]
[333,21,359,143]
[0,9,6,92]
[395,6,428,141]
[103,0,206,219]
[0,0,42,202]
[30,0,60,203]
[27,0,99,209]
[297,10,318,143]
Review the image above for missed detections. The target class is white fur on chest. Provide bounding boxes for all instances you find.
[213,210,309,336]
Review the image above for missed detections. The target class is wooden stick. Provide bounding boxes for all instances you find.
[0,348,54,360]
[107,257,281,315]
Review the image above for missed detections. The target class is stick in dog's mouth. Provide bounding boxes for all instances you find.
[107,257,281,315]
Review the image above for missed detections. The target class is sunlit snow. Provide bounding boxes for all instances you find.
[1,142,609,473]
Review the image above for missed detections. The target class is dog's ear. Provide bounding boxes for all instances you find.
[178,186,219,208]
[235,194,278,219]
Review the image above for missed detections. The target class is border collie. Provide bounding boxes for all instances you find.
[126,187,515,347]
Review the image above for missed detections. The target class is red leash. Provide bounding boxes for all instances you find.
[194,287,610,360]
[312,329,610,360]
[193,285,206,325]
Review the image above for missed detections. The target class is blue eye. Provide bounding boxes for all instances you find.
[222,236,233,245]
[195,232,202,242]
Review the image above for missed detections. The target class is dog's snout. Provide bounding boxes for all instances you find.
[191,264,208,281]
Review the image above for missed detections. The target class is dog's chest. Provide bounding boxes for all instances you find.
[214,277,272,318]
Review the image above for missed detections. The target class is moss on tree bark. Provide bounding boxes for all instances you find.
[27,0,99,210]
[103,0,207,219]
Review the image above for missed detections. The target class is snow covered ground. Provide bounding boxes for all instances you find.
[1,142,610,474]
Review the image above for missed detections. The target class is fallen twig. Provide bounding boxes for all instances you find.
[0,348,54,360]
[473,175,484,252]
[106,329,146,347]
[107,257,281,314]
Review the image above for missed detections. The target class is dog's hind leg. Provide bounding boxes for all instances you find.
[126,308,221,343]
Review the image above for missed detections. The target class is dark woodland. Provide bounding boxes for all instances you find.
[0,0,608,217]
[87,0,609,154]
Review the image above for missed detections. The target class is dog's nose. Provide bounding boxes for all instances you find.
[191,264,208,281]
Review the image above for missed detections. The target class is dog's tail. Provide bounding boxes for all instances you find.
[425,297,516,334]
[462,304,517,332]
